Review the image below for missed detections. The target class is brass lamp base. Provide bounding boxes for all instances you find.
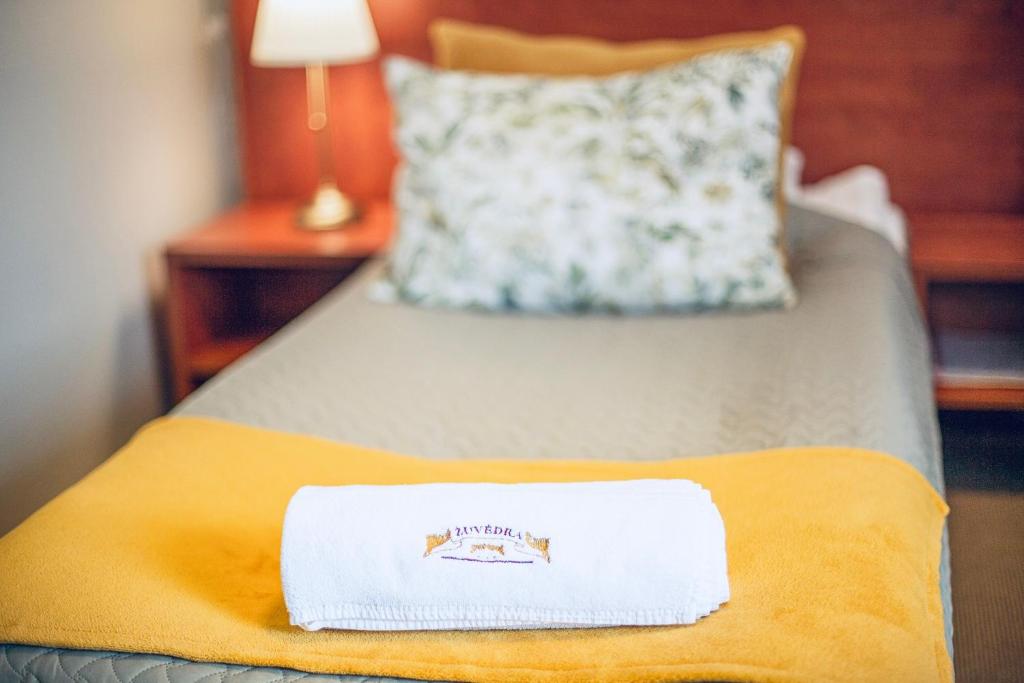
[297,182,359,230]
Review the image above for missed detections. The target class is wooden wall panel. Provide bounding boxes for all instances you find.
[230,0,1024,213]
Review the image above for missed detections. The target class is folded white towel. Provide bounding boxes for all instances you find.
[281,479,729,631]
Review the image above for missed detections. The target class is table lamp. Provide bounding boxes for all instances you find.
[251,0,380,230]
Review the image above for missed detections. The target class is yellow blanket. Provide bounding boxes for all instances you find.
[0,417,951,683]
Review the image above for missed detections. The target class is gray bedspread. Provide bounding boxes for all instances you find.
[0,206,949,683]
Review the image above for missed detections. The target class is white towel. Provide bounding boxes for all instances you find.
[281,479,729,631]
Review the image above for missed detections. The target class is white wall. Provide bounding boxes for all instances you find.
[0,0,241,533]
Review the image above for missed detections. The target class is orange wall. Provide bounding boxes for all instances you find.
[230,0,1024,213]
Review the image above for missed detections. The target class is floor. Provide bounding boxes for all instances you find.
[941,410,1024,683]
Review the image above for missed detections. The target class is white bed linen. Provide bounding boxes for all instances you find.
[784,146,908,254]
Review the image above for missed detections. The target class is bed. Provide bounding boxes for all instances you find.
[3,0,980,676]
[0,204,950,682]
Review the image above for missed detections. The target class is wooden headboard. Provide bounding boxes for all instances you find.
[229,0,1024,213]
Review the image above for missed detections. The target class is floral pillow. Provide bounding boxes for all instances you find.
[378,44,796,313]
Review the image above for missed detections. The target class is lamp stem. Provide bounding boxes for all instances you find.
[305,62,334,185]
[297,62,357,229]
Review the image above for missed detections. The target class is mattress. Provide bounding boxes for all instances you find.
[0,205,949,683]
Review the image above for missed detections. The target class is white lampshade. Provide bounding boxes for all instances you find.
[251,0,380,67]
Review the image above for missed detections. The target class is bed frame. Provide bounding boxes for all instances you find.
[228,0,1024,215]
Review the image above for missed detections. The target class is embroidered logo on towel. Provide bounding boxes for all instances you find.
[423,526,550,564]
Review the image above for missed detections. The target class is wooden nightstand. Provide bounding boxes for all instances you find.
[910,212,1024,410]
[165,201,392,403]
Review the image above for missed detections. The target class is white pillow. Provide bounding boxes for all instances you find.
[784,147,907,254]
[380,46,795,313]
